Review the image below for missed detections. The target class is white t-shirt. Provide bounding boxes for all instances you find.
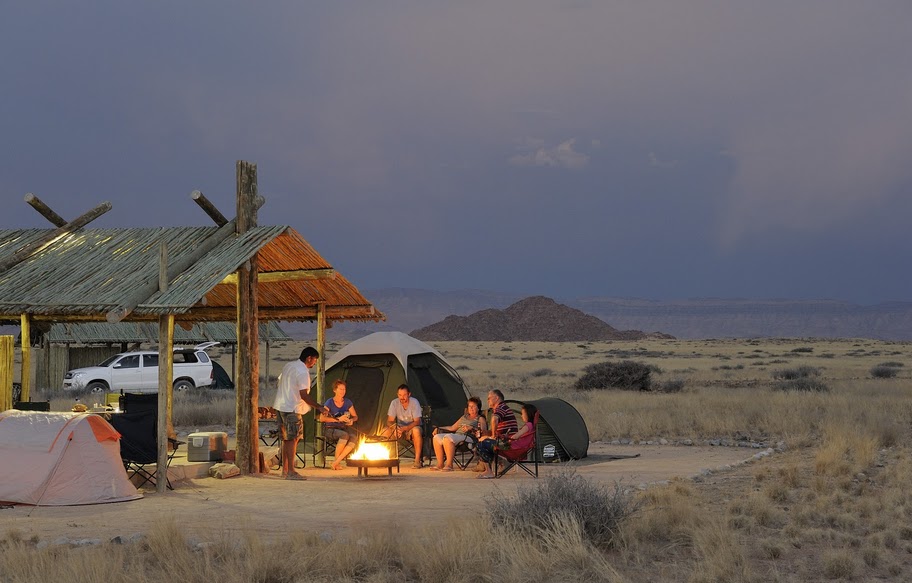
[387,396,422,425]
[273,359,312,414]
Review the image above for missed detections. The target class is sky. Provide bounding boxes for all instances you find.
[2,2,911,305]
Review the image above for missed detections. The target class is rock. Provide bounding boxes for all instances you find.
[682,439,693,446]
[659,438,668,445]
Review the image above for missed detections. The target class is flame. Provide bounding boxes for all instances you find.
[349,438,392,461]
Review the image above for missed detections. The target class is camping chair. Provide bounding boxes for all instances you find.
[109,409,180,490]
[13,401,50,412]
[493,412,540,479]
[313,426,364,468]
[431,428,479,470]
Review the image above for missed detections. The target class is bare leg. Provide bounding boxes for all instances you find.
[443,439,456,469]
[413,430,423,467]
[282,439,297,476]
[432,435,445,469]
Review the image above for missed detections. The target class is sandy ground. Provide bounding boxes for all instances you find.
[2,443,752,543]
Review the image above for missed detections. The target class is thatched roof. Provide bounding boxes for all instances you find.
[0,225,382,324]
[45,321,292,345]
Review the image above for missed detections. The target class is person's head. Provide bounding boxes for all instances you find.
[299,346,319,368]
[487,389,504,407]
[521,403,537,423]
[397,384,411,406]
[467,396,482,416]
[332,379,346,397]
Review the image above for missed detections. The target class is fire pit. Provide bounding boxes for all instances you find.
[347,436,400,477]
[347,457,399,477]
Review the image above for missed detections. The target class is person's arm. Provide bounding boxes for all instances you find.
[299,388,329,414]
[510,422,530,441]
[434,419,459,435]
[345,404,359,426]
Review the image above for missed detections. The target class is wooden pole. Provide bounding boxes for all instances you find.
[24,193,67,227]
[191,190,229,227]
[0,336,13,411]
[19,314,30,402]
[157,314,174,494]
[315,303,326,466]
[235,160,260,475]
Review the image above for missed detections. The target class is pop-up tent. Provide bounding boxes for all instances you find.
[0,410,140,505]
[324,332,471,434]
[505,397,589,461]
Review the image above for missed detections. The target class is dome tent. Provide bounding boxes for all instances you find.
[0,410,141,506]
[504,397,589,462]
[324,332,470,434]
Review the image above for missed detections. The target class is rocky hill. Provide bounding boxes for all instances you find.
[275,288,912,341]
[410,296,667,342]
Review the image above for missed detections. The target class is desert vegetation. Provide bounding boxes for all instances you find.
[10,337,912,581]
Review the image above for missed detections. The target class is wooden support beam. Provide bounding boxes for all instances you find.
[191,190,228,227]
[24,193,67,227]
[19,314,30,401]
[235,160,260,476]
[315,302,326,467]
[0,202,112,274]
[157,315,174,494]
[171,305,380,321]
[218,268,335,285]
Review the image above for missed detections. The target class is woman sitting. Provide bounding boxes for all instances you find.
[430,397,487,471]
[317,379,359,470]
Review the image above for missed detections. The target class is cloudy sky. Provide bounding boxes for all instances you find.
[3,2,910,304]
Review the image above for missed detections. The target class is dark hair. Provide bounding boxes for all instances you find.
[491,389,505,401]
[299,346,319,361]
[332,379,346,389]
[521,403,537,420]
[467,396,482,412]
[397,383,410,393]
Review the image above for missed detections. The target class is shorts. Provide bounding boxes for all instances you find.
[277,410,303,441]
[324,426,358,442]
[477,438,496,462]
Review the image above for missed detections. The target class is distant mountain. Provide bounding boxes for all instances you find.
[277,288,912,341]
[411,296,666,341]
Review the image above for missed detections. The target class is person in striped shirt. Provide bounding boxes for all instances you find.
[475,389,518,479]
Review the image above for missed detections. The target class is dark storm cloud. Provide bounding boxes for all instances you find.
[2,1,910,302]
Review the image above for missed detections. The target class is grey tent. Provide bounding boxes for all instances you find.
[505,397,589,461]
[323,332,470,435]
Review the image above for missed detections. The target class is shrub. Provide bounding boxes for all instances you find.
[791,346,814,353]
[870,365,899,379]
[530,368,553,377]
[660,379,686,393]
[574,360,652,391]
[773,378,830,392]
[771,366,820,380]
[486,470,634,549]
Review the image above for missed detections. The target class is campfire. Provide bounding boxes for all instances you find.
[346,436,400,477]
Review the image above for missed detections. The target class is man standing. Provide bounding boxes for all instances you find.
[274,346,328,480]
[383,384,424,469]
[476,389,518,479]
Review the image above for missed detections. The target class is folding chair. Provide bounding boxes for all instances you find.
[494,412,540,479]
[109,410,180,490]
[453,434,480,470]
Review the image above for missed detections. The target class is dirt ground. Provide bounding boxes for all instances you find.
[2,443,753,543]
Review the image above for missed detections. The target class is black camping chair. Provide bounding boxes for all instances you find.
[113,394,182,489]
[13,401,51,412]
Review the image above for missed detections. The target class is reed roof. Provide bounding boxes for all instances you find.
[0,226,382,324]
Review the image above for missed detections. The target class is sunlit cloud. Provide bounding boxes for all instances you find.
[509,138,589,169]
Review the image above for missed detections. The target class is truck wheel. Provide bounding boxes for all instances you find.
[173,379,194,392]
[86,382,108,393]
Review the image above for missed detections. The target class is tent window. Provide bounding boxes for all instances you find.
[410,365,449,410]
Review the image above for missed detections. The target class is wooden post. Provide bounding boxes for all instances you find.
[24,193,67,227]
[157,314,174,494]
[20,314,31,401]
[235,160,260,475]
[315,303,326,466]
[0,336,13,411]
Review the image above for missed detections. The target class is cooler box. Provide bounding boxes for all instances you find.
[187,431,228,462]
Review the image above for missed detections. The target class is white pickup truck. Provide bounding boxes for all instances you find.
[62,342,218,393]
